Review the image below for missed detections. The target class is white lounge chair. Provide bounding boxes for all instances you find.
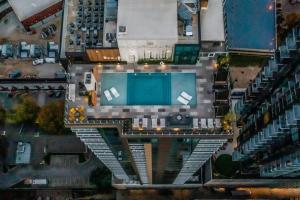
[133,118,140,128]
[215,118,221,128]
[193,118,199,129]
[152,118,158,129]
[177,96,189,105]
[104,90,112,101]
[201,118,207,129]
[181,91,192,101]
[110,87,120,98]
[208,118,214,128]
[142,118,148,128]
[160,118,165,128]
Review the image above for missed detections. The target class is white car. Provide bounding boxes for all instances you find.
[44,57,56,63]
[32,59,44,66]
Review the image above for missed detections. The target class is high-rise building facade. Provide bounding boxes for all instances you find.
[233,26,300,178]
[64,61,231,186]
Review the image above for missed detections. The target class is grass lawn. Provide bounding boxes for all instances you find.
[229,54,269,67]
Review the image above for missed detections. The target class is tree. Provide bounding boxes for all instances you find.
[217,54,230,70]
[90,167,112,190]
[0,106,6,124]
[285,13,300,29]
[10,96,39,124]
[222,110,236,131]
[37,100,66,134]
[214,154,239,178]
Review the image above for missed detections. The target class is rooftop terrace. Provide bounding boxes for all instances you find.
[65,61,231,137]
[61,0,117,56]
[8,0,61,21]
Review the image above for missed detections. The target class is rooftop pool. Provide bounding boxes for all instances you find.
[100,72,197,106]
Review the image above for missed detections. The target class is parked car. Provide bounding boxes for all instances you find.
[47,91,55,97]
[117,151,123,161]
[44,57,56,63]
[49,24,57,32]
[55,91,62,98]
[33,58,44,65]
[41,28,50,39]
[8,70,21,78]
[55,70,66,78]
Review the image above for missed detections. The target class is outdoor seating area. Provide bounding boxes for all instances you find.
[132,118,168,130]
[65,63,217,133]
[62,0,118,54]
[131,117,222,130]
[177,91,193,105]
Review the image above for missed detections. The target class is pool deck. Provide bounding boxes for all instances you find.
[67,59,217,130]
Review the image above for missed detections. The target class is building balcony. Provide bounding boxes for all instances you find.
[260,151,300,177]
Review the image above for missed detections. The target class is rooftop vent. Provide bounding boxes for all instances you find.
[119,26,126,33]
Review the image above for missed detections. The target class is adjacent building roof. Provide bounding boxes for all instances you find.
[200,0,225,42]
[117,0,178,40]
[224,0,276,52]
[15,142,31,164]
[8,0,61,21]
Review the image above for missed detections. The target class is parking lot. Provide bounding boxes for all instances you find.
[0,12,61,45]
[0,60,64,78]
[0,10,64,78]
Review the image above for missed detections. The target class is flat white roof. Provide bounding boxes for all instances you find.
[200,0,225,42]
[117,0,178,40]
[8,0,61,21]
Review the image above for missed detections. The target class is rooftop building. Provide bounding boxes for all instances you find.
[117,0,178,62]
[8,0,63,30]
[200,0,225,42]
[15,142,31,164]
[65,58,231,186]
[233,25,300,178]
[62,0,232,187]
[223,0,276,54]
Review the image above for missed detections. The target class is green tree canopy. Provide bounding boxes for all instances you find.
[9,96,39,124]
[37,100,66,134]
[214,154,239,178]
[90,167,112,190]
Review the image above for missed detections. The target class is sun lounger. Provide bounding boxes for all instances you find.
[177,96,189,105]
[110,87,120,98]
[133,118,140,128]
[201,118,207,129]
[193,118,199,129]
[160,118,165,128]
[152,118,158,129]
[104,90,112,101]
[181,91,192,101]
[215,118,221,128]
[142,118,148,128]
[208,118,214,128]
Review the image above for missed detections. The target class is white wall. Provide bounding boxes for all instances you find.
[118,39,176,63]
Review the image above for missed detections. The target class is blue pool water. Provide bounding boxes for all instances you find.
[224,0,275,51]
[127,73,171,105]
[100,72,197,106]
